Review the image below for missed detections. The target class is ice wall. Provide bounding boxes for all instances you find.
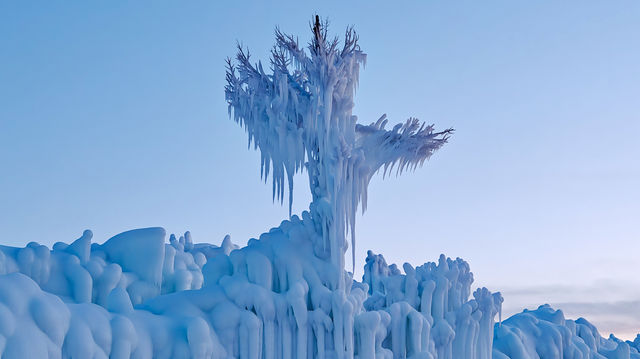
[0,219,503,359]
[363,251,504,359]
[1,224,638,358]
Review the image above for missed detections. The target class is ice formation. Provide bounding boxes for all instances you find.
[0,16,637,359]
[0,227,637,358]
[493,305,640,359]
[225,16,452,275]
[0,225,505,358]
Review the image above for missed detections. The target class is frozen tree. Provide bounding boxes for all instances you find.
[225,16,452,285]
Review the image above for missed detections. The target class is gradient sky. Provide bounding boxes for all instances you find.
[1,1,639,339]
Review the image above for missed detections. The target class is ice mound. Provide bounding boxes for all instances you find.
[0,227,211,307]
[493,305,640,359]
[0,271,224,358]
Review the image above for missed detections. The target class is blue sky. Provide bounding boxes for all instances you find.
[1,1,639,338]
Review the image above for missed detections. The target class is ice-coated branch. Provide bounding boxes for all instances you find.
[225,16,451,285]
[356,115,453,179]
[225,42,309,213]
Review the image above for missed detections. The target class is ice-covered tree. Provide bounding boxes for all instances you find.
[225,16,452,285]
